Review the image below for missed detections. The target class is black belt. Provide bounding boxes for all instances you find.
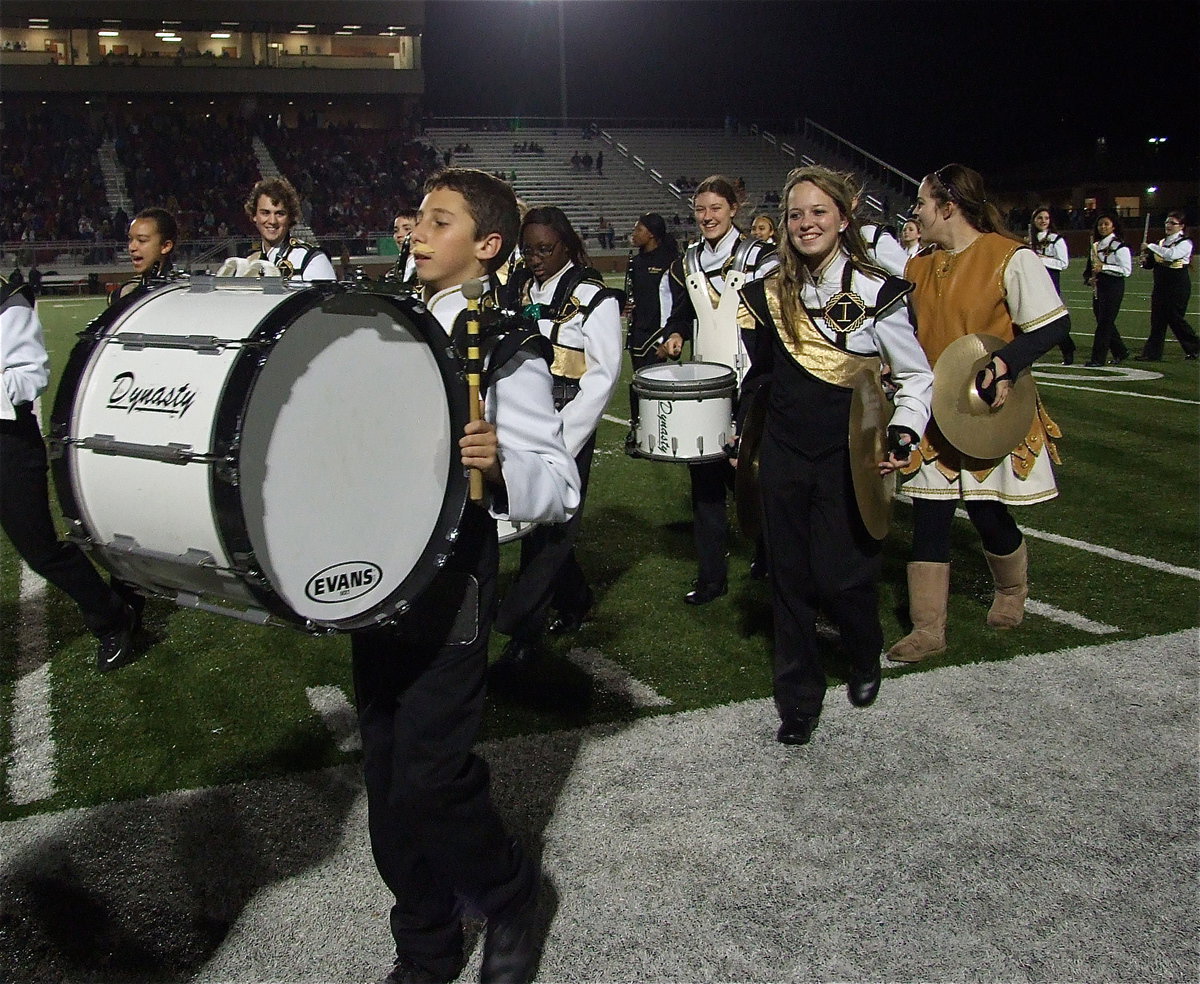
[551,374,581,411]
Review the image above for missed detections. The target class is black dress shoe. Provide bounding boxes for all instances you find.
[1083,361,1103,368]
[776,713,820,745]
[493,638,545,670]
[1111,353,1128,365]
[378,954,460,984]
[749,558,769,581]
[480,893,541,984]
[96,602,140,673]
[684,580,728,605]
[1060,356,1074,366]
[548,586,594,635]
[1187,353,1198,361]
[847,667,882,708]
[1133,354,1158,362]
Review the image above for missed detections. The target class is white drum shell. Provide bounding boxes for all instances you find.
[632,362,735,463]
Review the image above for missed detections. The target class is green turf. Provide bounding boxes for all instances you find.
[2,261,1197,819]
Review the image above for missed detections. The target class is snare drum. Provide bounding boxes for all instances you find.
[50,279,469,631]
[631,361,736,462]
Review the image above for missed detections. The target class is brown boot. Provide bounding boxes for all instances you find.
[886,562,949,663]
[984,541,1028,629]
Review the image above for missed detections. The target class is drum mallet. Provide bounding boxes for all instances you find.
[462,278,486,503]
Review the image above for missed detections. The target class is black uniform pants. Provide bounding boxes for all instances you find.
[759,435,881,719]
[1046,269,1075,361]
[0,404,123,634]
[351,506,534,973]
[495,432,596,642]
[689,458,733,588]
[1142,271,1198,359]
[1088,275,1128,363]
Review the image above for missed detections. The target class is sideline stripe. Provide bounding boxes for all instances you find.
[7,564,57,805]
[305,685,361,753]
[566,647,673,707]
[1033,381,1199,405]
[1025,600,1119,635]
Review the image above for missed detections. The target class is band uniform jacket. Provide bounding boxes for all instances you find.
[247,237,337,282]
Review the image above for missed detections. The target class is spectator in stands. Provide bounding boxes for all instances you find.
[1083,213,1132,366]
[243,176,335,282]
[596,150,604,177]
[751,213,777,244]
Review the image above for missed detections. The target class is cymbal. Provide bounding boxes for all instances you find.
[932,334,1036,460]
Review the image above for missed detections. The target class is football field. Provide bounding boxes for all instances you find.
[2,259,1197,818]
[1,261,1197,980]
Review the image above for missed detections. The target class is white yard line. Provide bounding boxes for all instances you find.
[1024,600,1119,635]
[305,685,361,753]
[566,647,673,708]
[1032,381,1199,405]
[6,564,57,805]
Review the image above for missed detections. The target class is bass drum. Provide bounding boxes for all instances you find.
[50,279,469,632]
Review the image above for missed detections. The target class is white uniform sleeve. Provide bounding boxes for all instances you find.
[1004,249,1068,331]
[300,251,338,282]
[1100,245,1133,278]
[1147,238,1194,264]
[486,350,581,524]
[874,301,932,438]
[1045,236,1069,271]
[871,232,911,277]
[1,294,50,414]
[560,295,622,457]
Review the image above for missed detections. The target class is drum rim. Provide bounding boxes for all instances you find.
[632,360,737,397]
[212,283,472,631]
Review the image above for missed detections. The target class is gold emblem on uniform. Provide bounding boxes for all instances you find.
[822,290,868,334]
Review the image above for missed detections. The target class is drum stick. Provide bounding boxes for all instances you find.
[462,278,486,503]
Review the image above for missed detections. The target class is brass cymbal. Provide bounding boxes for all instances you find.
[848,369,893,541]
[932,334,1036,460]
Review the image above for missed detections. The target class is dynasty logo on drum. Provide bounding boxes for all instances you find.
[107,372,197,418]
[657,400,673,453]
[305,561,383,604]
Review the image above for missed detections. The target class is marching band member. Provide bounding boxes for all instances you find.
[352,169,578,984]
[243,176,336,282]
[860,216,910,276]
[1028,206,1075,364]
[750,212,777,244]
[900,218,922,258]
[1083,212,1132,366]
[661,175,778,604]
[625,212,677,370]
[1136,210,1199,362]
[493,206,622,666]
[738,166,932,746]
[386,206,419,287]
[112,207,181,303]
[889,163,1070,664]
[1,274,140,671]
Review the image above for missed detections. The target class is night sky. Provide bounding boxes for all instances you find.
[423,0,1199,183]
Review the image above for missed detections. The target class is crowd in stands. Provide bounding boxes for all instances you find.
[113,109,261,239]
[0,106,109,247]
[263,119,440,238]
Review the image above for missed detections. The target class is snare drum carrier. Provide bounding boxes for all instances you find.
[50,278,472,632]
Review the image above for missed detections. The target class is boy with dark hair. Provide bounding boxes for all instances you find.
[243,176,336,281]
[387,205,421,285]
[354,168,579,984]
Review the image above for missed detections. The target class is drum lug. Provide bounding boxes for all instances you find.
[215,457,240,485]
[46,435,65,460]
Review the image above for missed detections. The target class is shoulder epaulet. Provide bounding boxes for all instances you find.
[0,274,34,307]
[480,321,553,394]
[873,274,914,321]
[289,237,318,250]
[738,271,775,329]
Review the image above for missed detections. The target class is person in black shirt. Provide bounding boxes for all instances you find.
[624,213,678,370]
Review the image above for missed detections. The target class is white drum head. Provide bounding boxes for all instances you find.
[238,293,460,625]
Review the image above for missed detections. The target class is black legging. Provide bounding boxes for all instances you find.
[910,497,1022,563]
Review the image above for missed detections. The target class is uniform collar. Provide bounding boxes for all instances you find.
[700,225,740,261]
[529,260,576,301]
[424,276,493,333]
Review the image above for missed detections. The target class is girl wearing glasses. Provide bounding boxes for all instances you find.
[660,175,779,604]
[1136,211,1199,362]
[492,206,623,669]
[891,163,1070,665]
